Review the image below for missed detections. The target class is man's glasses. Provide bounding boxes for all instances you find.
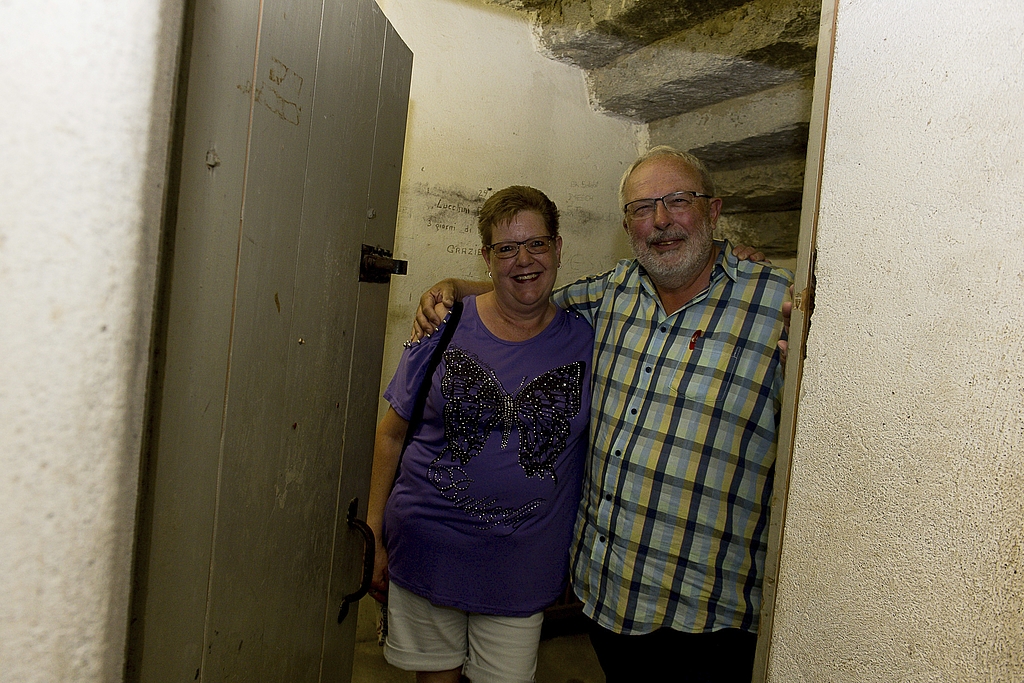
[486,235,556,259]
[623,191,712,221]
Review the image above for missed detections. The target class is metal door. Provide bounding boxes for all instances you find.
[126,1,411,681]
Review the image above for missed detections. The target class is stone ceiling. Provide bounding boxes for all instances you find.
[488,0,823,257]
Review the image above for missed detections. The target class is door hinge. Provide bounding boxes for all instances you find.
[359,244,408,283]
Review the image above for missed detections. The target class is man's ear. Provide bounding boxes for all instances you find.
[708,197,723,225]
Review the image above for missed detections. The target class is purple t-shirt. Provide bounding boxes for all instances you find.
[383,296,593,616]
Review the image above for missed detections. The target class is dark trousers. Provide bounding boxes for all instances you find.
[587,618,757,683]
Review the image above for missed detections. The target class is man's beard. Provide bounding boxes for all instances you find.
[629,215,715,291]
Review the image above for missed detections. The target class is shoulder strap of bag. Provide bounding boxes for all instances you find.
[400,300,463,453]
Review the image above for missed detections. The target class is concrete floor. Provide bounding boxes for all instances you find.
[351,596,606,683]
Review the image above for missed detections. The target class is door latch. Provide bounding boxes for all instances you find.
[359,244,407,283]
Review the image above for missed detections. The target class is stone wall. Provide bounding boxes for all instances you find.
[769,1,1024,679]
[374,0,639,418]
[0,1,186,680]
[489,0,822,258]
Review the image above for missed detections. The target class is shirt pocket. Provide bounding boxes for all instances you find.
[676,337,741,409]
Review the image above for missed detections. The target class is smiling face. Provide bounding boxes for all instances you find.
[622,155,722,292]
[482,210,562,315]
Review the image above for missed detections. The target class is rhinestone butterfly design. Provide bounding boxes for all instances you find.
[426,346,584,529]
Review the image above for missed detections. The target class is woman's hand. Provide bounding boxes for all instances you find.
[366,407,408,605]
[369,538,389,604]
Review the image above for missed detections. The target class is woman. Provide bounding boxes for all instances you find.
[366,186,593,683]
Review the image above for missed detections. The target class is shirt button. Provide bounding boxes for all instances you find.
[630,408,637,415]
[615,450,621,456]
[605,494,612,501]
[660,326,667,333]
[599,535,606,543]
[645,366,652,373]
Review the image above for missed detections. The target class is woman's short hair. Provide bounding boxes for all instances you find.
[477,185,559,246]
[617,146,717,210]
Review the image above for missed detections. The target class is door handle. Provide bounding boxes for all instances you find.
[337,497,376,624]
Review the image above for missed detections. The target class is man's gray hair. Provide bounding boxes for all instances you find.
[618,146,717,211]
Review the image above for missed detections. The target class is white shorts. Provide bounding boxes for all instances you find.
[383,582,544,683]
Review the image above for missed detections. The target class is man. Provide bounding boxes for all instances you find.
[414,147,791,681]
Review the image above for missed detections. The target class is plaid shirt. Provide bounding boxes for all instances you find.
[552,242,790,635]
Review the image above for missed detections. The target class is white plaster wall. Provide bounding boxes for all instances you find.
[0,1,183,680]
[374,0,641,402]
[769,1,1024,680]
